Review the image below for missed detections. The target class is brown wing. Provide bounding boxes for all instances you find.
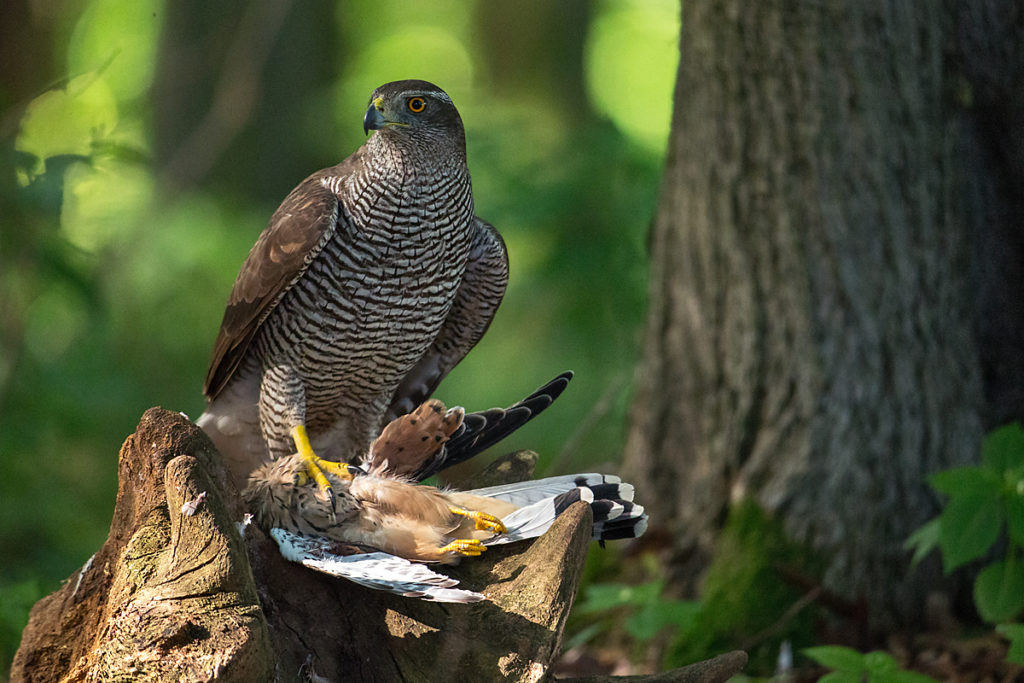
[203,154,362,400]
[384,218,509,421]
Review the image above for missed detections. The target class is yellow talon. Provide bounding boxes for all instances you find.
[290,424,354,482]
[439,539,486,557]
[449,507,507,534]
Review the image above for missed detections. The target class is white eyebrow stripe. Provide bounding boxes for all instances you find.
[402,89,453,104]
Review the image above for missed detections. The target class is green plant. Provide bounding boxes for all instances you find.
[803,646,937,682]
[905,421,1024,663]
[572,579,701,647]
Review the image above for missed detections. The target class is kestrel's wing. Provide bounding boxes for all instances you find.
[365,372,573,480]
[270,528,485,603]
[202,154,362,400]
[384,218,509,420]
[412,371,574,481]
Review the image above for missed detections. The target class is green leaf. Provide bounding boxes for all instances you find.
[997,623,1024,665]
[886,670,942,683]
[1007,503,1024,547]
[578,581,662,613]
[864,650,897,674]
[818,671,862,683]
[804,645,866,673]
[905,517,941,568]
[577,583,639,612]
[625,600,700,641]
[939,492,1004,572]
[974,560,1024,623]
[982,423,1024,473]
[15,73,118,175]
[1005,491,1024,547]
[807,647,939,683]
[929,467,1001,498]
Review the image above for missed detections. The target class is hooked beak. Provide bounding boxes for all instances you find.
[363,97,386,135]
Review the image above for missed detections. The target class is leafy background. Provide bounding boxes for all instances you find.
[0,0,678,671]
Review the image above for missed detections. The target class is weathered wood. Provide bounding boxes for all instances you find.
[15,409,733,682]
[12,409,270,682]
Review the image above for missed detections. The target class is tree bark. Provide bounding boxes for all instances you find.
[626,0,1023,629]
[13,409,747,682]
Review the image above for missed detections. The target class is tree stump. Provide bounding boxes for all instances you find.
[13,408,746,682]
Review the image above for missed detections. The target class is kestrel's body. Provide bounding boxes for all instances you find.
[245,447,645,565]
[196,80,508,489]
[239,387,647,600]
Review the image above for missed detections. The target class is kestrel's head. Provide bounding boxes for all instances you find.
[362,80,464,141]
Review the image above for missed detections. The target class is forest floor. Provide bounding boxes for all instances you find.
[552,620,1024,681]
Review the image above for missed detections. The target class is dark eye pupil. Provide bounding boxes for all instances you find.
[410,98,425,112]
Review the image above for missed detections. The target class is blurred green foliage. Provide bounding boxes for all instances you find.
[803,646,939,683]
[0,0,678,670]
[574,576,701,647]
[567,500,824,675]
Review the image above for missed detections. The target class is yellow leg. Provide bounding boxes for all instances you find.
[450,507,507,534]
[439,539,487,557]
[290,425,354,506]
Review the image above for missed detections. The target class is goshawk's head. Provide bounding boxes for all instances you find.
[363,80,464,141]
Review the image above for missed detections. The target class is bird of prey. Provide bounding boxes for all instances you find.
[196,80,646,596]
[196,80,514,504]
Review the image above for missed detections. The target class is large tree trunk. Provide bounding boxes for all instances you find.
[626,0,1023,630]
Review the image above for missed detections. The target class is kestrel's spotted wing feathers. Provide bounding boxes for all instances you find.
[363,372,573,480]
[366,399,465,478]
[401,371,574,481]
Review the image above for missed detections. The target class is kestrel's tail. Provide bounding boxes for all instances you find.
[465,473,648,545]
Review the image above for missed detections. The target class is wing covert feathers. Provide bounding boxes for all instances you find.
[203,160,359,400]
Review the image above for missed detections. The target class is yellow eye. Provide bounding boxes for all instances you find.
[407,97,427,113]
